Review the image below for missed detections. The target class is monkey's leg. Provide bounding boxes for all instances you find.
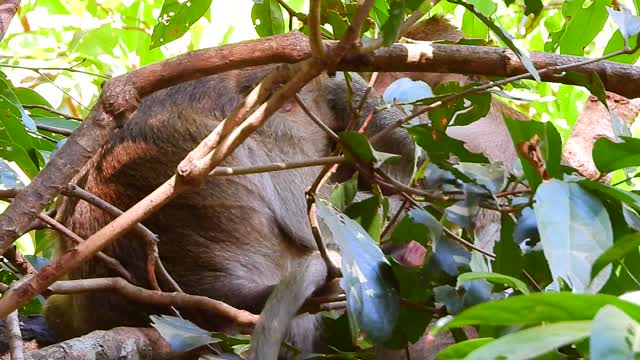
[249,252,331,360]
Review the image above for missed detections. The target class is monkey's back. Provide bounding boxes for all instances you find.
[46,69,331,339]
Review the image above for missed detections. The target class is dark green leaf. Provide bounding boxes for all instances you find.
[592,233,640,279]
[439,292,640,330]
[251,0,285,37]
[409,124,489,164]
[344,194,384,241]
[434,338,494,360]
[492,214,523,278]
[524,0,543,16]
[424,82,491,129]
[150,0,213,48]
[593,136,640,173]
[466,321,591,360]
[457,272,530,294]
[316,200,399,343]
[381,0,405,46]
[330,173,359,211]
[339,131,401,168]
[580,179,640,213]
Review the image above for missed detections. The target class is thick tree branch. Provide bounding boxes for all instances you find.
[0,32,638,264]
[25,327,190,360]
[0,0,19,42]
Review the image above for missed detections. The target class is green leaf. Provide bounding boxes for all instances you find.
[466,321,591,360]
[561,71,607,105]
[492,214,523,279]
[504,116,562,191]
[590,305,640,360]
[316,200,399,343]
[150,0,213,48]
[603,30,640,64]
[534,179,613,293]
[524,0,543,16]
[339,130,401,168]
[433,338,494,360]
[457,272,530,294]
[409,124,489,164]
[251,0,285,37]
[593,136,640,174]
[381,0,406,46]
[150,315,219,352]
[424,82,492,129]
[439,293,640,330]
[330,173,358,211]
[580,179,640,213]
[344,194,384,241]
[592,233,640,279]
[558,0,609,56]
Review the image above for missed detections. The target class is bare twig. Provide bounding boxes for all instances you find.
[443,227,496,258]
[6,310,23,360]
[35,124,73,136]
[48,278,258,332]
[37,213,135,283]
[62,184,181,293]
[24,104,83,121]
[211,156,345,176]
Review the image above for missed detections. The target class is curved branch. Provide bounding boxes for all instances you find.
[0,0,19,42]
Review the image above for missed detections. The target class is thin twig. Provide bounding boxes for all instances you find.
[0,63,109,79]
[210,156,344,176]
[62,184,182,293]
[24,104,83,121]
[48,277,258,333]
[443,227,496,258]
[37,213,135,283]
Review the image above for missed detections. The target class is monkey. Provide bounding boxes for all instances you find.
[43,65,420,359]
[43,17,549,360]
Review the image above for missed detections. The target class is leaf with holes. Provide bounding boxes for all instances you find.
[150,0,212,48]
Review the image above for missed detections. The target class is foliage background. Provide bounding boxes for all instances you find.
[3,0,640,358]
